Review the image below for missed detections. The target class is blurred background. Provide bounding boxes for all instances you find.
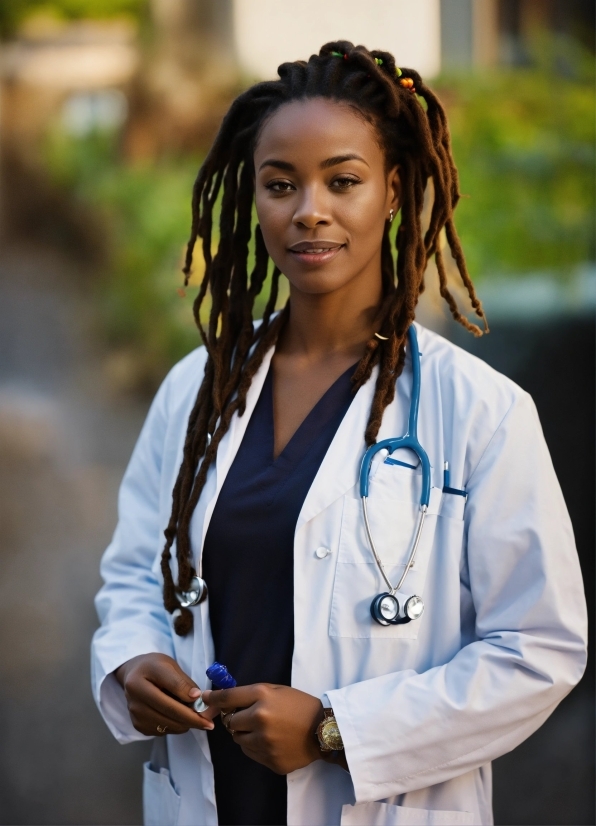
[0,1,593,824]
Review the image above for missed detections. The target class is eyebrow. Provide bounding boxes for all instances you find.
[258,153,368,172]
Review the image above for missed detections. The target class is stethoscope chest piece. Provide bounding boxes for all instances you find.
[370,593,400,625]
[404,594,424,620]
[370,592,425,626]
[179,575,208,608]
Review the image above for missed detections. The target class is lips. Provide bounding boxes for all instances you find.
[289,241,343,253]
[288,240,345,266]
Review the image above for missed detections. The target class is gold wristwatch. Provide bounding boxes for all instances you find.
[316,708,344,752]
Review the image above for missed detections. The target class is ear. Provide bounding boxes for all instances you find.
[386,165,401,216]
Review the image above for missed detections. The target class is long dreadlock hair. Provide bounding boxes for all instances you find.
[162,41,488,635]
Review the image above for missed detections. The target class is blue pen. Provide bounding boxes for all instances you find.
[193,661,237,713]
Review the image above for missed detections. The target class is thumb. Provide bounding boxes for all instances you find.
[151,658,201,702]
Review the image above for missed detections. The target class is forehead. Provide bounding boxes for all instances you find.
[254,97,383,167]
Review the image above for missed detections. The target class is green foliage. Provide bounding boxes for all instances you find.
[42,47,594,386]
[44,130,203,382]
[0,0,146,38]
[435,44,595,279]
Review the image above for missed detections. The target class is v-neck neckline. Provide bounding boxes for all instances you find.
[267,362,358,466]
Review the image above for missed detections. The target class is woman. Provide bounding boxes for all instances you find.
[92,42,587,826]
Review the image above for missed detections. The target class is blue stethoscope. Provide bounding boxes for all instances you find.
[360,325,430,627]
[179,325,433,628]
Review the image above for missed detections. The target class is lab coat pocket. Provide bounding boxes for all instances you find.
[143,761,181,826]
[341,802,476,825]
[329,472,441,639]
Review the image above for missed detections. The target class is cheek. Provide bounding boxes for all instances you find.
[338,190,386,251]
[255,193,287,245]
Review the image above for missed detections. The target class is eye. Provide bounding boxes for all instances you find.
[331,175,361,191]
[265,179,295,193]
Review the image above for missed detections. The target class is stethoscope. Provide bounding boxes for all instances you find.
[179,325,431,628]
[360,324,430,627]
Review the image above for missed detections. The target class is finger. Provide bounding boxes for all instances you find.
[138,681,214,730]
[201,684,269,712]
[221,707,253,733]
[231,731,273,768]
[130,705,191,737]
[146,659,201,704]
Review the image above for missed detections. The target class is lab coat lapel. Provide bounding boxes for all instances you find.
[197,343,275,553]
[296,350,416,531]
[296,365,379,531]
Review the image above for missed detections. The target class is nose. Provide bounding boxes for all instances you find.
[292,185,331,229]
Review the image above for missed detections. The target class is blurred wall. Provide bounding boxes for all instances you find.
[233,0,441,80]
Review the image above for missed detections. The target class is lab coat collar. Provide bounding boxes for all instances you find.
[209,335,413,536]
[296,351,413,531]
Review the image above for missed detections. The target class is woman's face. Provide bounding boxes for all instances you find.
[254,97,400,299]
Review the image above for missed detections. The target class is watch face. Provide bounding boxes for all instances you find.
[321,719,343,751]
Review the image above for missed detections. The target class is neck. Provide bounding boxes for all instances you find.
[278,275,383,364]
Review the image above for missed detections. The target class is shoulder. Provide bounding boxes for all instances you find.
[415,322,528,418]
[414,324,538,481]
[140,345,208,438]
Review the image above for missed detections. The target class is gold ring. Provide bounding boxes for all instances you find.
[221,710,236,733]
[156,724,168,734]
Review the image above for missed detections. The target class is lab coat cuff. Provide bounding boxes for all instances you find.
[324,687,366,794]
[92,633,175,744]
[325,680,413,803]
[98,670,152,744]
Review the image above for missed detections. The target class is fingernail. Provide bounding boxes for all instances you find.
[189,687,200,699]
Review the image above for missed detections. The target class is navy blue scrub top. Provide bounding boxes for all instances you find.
[202,362,357,826]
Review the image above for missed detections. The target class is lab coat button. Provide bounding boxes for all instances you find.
[315,546,331,559]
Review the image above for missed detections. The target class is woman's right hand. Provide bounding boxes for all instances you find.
[115,653,217,736]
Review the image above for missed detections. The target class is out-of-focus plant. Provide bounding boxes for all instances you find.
[435,37,595,280]
[0,0,146,38]
[44,130,204,387]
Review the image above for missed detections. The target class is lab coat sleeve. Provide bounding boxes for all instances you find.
[91,367,177,744]
[326,390,587,802]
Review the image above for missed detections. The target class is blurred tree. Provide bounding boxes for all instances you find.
[123,0,237,160]
[436,40,595,279]
[0,0,147,38]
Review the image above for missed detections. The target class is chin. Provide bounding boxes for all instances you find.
[284,265,357,297]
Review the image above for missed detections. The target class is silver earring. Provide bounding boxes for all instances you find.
[389,209,395,224]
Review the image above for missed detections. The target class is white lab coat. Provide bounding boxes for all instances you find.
[92,322,587,826]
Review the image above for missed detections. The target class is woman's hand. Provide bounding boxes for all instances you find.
[201,683,325,774]
[115,653,217,736]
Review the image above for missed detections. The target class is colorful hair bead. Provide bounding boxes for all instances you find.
[331,51,344,58]
[375,57,383,65]
[395,67,403,77]
[399,77,415,91]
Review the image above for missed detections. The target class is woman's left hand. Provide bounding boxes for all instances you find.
[201,684,324,774]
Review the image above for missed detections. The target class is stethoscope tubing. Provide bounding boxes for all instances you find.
[359,325,431,606]
[362,496,428,594]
